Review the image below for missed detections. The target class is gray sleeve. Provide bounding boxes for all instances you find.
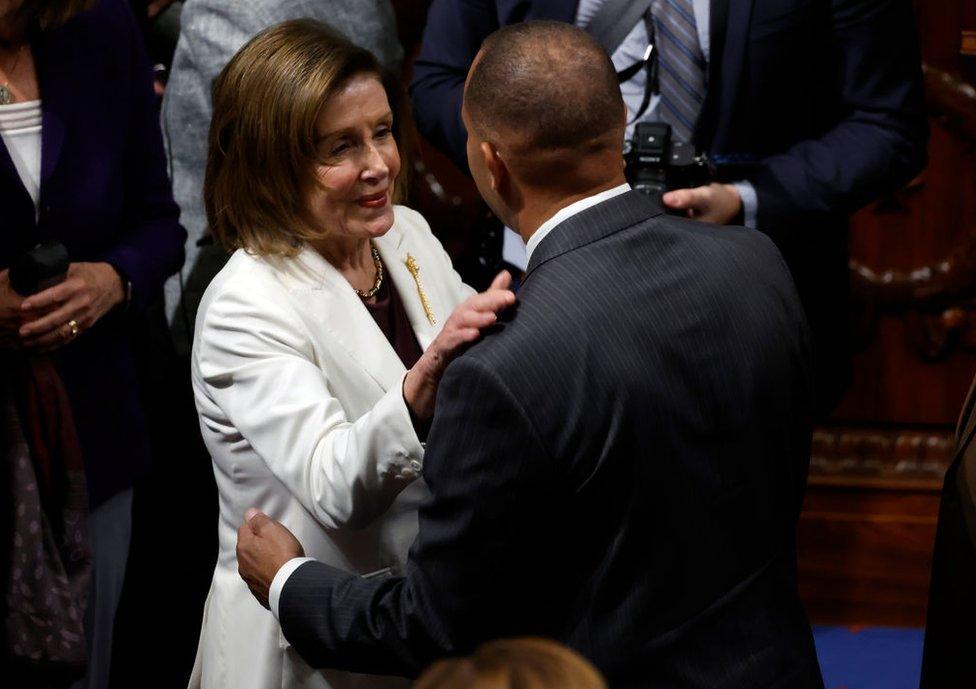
[288,0,404,73]
[160,0,269,325]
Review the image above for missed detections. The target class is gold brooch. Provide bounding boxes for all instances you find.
[405,254,436,325]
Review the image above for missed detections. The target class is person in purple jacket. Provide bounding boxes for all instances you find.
[0,0,186,686]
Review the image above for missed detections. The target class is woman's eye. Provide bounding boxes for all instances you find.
[329,143,349,156]
[375,127,392,138]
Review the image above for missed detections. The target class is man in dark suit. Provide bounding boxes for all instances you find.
[409,0,928,413]
[236,22,823,688]
[920,377,976,688]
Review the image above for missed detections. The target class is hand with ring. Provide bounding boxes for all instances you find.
[64,319,80,340]
[18,262,126,352]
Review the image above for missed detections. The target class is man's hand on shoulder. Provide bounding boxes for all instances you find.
[662,183,742,225]
[237,508,305,609]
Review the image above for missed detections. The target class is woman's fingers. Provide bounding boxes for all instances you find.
[19,298,80,339]
[465,289,515,316]
[456,307,498,329]
[23,323,72,351]
[20,277,83,313]
[489,270,512,291]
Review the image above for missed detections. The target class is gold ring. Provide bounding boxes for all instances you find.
[66,319,80,338]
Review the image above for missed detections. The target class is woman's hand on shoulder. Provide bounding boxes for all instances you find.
[403,271,515,421]
[17,262,126,351]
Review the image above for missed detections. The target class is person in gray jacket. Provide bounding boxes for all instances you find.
[161,0,403,352]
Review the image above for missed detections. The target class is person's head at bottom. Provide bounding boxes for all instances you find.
[414,637,608,689]
[461,21,627,235]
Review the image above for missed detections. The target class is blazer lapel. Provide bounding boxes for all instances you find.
[34,29,67,190]
[0,137,36,265]
[714,0,754,129]
[524,191,664,282]
[0,137,32,209]
[0,31,45,236]
[708,0,730,86]
[375,226,442,352]
[287,247,406,394]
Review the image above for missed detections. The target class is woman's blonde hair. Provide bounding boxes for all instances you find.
[205,18,406,256]
[414,638,608,689]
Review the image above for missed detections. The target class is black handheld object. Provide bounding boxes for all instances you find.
[625,122,713,203]
[9,241,70,296]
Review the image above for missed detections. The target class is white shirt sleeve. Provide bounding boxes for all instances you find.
[732,180,759,229]
[269,556,315,621]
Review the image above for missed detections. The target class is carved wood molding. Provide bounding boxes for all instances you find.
[849,234,976,310]
[810,427,952,489]
[843,65,976,358]
[848,64,976,311]
[923,63,976,145]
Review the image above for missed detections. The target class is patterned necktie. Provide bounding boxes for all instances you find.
[651,0,706,142]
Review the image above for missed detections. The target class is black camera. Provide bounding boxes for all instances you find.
[9,241,70,296]
[624,121,713,203]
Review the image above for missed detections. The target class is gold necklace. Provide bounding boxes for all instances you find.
[0,44,26,105]
[355,243,384,299]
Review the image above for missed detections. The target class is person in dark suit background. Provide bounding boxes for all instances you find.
[0,0,186,686]
[919,377,976,688]
[409,0,929,414]
[234,21,822,689]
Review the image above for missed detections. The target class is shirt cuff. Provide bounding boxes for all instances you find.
[732,181,758,229]
[269,556,315,621]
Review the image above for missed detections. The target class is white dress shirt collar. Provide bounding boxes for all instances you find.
[524,183,632,264]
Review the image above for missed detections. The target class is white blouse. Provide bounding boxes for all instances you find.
[0,99,42,215]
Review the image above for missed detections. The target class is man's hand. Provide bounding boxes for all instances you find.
[237,509,305,610]
[662,183,742,225]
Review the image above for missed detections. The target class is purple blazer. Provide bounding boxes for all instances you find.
[0,0,186,506]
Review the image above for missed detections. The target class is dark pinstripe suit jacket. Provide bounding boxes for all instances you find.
[279,191,825,689]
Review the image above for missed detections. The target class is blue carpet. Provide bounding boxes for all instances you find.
[813,626,925,689]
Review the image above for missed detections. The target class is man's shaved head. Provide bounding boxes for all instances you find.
[464,21,624,154]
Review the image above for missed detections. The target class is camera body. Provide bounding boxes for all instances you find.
[625,121,712,203]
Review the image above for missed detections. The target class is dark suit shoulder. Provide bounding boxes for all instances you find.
[468,212,801,367]
[656,214,792,279]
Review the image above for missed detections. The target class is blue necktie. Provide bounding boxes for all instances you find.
[652,0,706,142]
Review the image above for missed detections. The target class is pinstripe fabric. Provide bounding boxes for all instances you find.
[279,192,825,689]
[652,0,706,141]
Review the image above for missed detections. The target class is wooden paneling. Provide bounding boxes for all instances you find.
[798,480,940,627]
[806,0,976,625]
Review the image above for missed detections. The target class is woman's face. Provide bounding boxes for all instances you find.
[306,73,401,243]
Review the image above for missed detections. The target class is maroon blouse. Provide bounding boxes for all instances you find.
[361,266,424,369]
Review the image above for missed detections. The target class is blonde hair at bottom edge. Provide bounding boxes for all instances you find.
[413,637,609,689]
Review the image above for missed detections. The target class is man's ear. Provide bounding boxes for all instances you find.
[480,141,508,194]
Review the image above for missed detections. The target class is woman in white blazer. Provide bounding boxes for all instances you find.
[187,21,514,689]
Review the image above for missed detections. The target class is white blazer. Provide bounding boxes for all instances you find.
[188,206,474,689]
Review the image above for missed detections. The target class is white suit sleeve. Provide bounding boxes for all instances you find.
[194,283,423,530]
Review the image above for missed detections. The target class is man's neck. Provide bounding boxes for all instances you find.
[515,175,627,245]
